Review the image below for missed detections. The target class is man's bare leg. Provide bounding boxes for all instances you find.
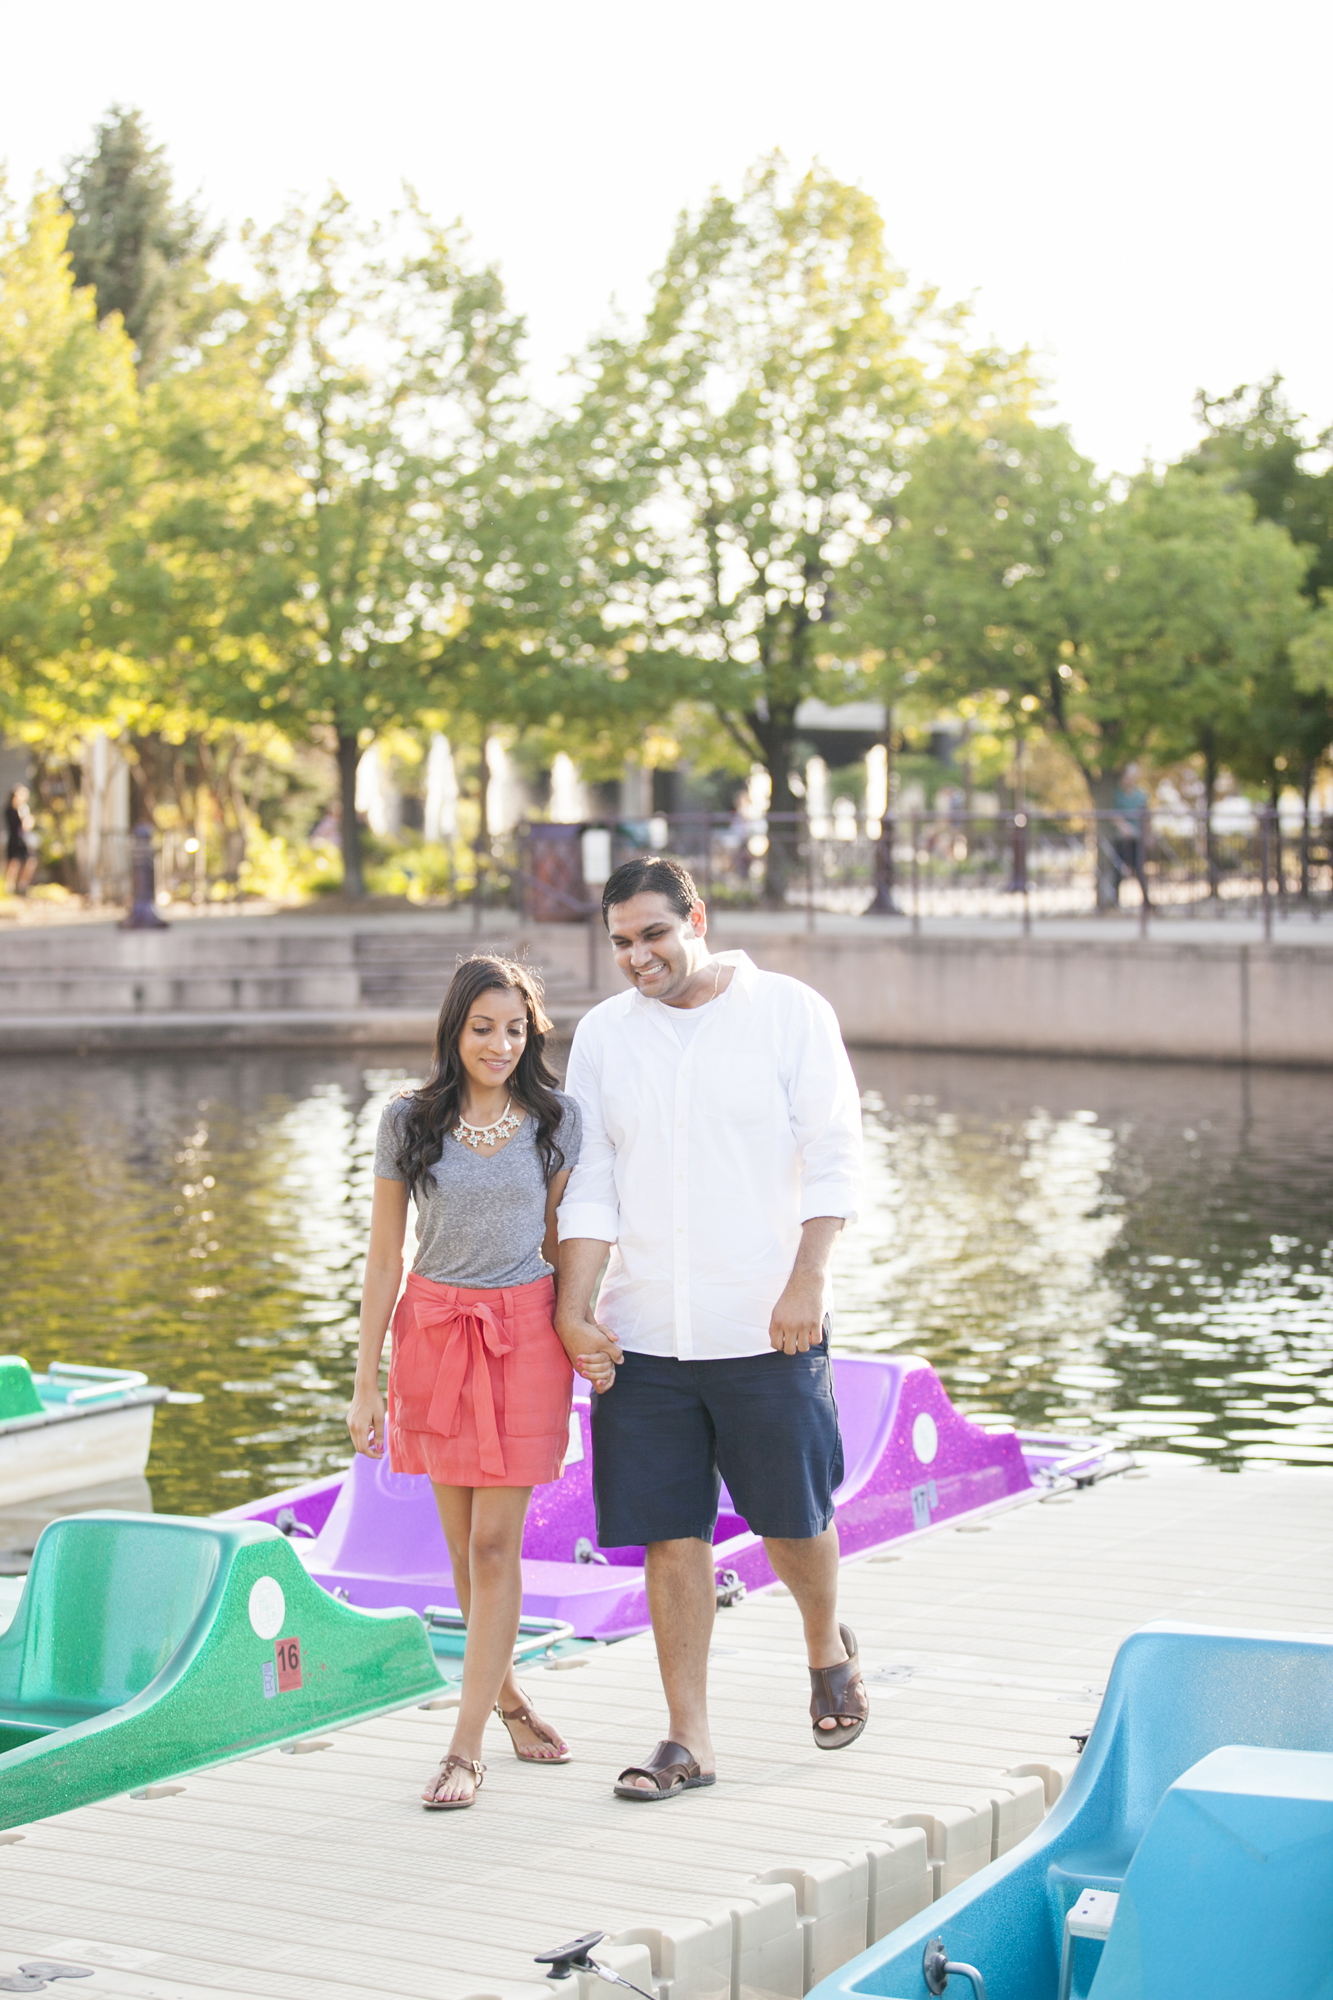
[621,1536,717,1788]
[764,1524,857,1731]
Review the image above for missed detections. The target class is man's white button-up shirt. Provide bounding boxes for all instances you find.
[557,951,863,1360]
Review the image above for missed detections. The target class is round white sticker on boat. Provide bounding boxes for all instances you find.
[248,1576,286,1639]
[911,1412,939,1464]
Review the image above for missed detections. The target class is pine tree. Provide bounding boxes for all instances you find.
[62,106,218,380]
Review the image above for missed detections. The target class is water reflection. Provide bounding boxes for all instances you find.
[841,1052,1333,1467]
[0,1046,1328,1514]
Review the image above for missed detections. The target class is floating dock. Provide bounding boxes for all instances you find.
[0,1458,1328,2000]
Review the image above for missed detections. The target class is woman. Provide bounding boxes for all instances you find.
[5,786,36,895]
[347,953,609,1810]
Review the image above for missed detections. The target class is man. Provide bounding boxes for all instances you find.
[556,855,867,1801]
[1111,766,1152,910]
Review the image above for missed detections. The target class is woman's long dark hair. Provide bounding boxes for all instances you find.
[394,954,567,1192]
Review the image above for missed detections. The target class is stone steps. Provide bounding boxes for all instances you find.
[0,914,606,1033]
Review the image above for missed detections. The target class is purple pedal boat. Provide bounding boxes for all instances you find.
[221,1357,1114,1641]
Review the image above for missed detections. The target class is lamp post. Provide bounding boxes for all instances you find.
[120,824,170,930]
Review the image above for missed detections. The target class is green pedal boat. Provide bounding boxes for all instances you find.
[0,1510,447,1832]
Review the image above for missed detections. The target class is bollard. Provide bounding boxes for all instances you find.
[1014,814,1031,935]
[120,824,170,930]
[805,810,816,933]
[911,812,921,935]
[866,812,902,916]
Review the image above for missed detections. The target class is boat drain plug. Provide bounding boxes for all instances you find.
[923,1937,988,2000]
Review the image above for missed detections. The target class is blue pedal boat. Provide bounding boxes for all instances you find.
[806,1621,1333,2000]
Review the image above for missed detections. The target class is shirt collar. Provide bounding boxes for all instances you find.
[711,949,756,1002]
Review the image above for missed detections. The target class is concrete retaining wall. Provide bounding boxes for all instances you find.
[705,927,1332,1068]
[0,914,1328,1067]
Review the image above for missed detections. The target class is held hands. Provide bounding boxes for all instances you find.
[555,1310,624,1394]
[347,1379,387,1457]
[768,1271,827,1355]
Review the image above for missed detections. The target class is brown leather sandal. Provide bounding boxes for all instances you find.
[809,1623,869,1750]
[613,1738,716,1801]
[423,1753,485,1810]
[495,1686,571,1763]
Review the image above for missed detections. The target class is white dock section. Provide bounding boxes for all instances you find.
[0,1461,1329,2000]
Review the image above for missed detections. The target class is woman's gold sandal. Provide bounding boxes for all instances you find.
[495,1686,571,1763]
[423,1753,485,1809]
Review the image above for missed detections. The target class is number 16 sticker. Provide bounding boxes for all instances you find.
[274,1636,303,1691]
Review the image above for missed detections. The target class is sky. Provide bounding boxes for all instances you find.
[1,0,1328,475]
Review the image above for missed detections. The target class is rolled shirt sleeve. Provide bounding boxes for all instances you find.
[784,987,863,1225]
[556,1016,621,1244]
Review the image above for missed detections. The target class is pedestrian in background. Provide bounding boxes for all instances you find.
[4,786,37,894]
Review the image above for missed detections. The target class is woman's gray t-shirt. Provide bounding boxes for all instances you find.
[373,1091,582,1289]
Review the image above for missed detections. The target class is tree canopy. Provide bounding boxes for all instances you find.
[62,105,220,381]
[565,156,1036,896]
[0,113,1329,906]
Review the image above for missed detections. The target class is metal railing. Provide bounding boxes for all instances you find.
[62,807,1333,935]
[74,829,226,908]
[512,807,1333,935]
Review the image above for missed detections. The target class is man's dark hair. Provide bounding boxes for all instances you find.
[601,856,701,928]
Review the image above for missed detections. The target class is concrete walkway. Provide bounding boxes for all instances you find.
[0,1458,1328,2000]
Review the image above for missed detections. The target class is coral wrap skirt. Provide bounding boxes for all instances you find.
[387,1271,574,1487]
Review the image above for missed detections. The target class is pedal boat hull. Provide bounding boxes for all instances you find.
[0,1511,445,1833]
[0,1359,167,1507]
[224,1355,1115,1641]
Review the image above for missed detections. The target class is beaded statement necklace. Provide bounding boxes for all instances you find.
[454,1098,523,1151]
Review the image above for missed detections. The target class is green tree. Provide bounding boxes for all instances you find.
[0,189,140,752]
[867,429,1309,901]
[1244,622,1333,891]
[1292,606,1333,698]
[246,189,532,896]
[848,417,1099,777]
[98,294,307,862]
[1186,376,1333,604]
[1025,473,1305,900]
[565,156,1035,901]
[1182,378,1333,861]
[62,106,220,381]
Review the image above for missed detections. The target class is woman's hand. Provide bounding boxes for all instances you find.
[574,1350,619,1394]
[347,1378,387,1457]
[555,1308,623,1394]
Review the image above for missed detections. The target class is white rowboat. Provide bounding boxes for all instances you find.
[0,1359,168,1507]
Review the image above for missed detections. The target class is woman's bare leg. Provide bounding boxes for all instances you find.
[425,1484,563,1802]
[434,1483,476,1621]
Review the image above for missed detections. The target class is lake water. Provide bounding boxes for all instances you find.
[1,1046,1329,1516]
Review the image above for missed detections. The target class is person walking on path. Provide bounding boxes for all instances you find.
[4,786,37,894]
[1111,767,1152,910]
[555,857,868,1802]
[347,953,611,1811]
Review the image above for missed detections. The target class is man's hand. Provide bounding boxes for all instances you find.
[347,1378,387,1456]
[555,1309,624,1393]
[768,1271,827,1354]
[768,1215,844,1354]
[556,1236,624,1392]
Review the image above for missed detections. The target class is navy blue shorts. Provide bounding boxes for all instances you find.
[591,1335,844,1547]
